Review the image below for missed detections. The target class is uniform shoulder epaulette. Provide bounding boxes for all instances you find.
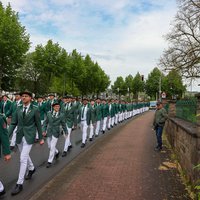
[33,105,38,108]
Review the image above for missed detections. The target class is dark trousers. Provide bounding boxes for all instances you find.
[155,126,163,148]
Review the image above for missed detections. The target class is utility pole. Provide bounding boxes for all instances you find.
[159,76,162,101]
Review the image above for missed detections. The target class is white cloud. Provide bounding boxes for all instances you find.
[3,0,198,91]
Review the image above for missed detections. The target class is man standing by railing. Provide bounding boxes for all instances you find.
[153,102,168,151]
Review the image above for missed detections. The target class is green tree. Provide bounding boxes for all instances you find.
[112,76,126,99]
[0,3,30,90]
[162,70,186,99]
[33,40,68,93]
[132,72,144,100]
[145,67,163,100]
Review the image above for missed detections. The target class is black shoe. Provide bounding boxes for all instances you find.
[102,130,105,134]
[11,184,23,196]
[154,147,162,151]
[62,151,67,157]
[46,162,52,168]
[81,143,85,148]
[108,128,110,130]
[89,138,93,141]
[25,168,35,180]
[0,189,6,196]
[68,145,73,150]
[10,146,15,151]
[55,151,60,160]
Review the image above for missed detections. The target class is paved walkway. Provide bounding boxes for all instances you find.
[30,111,190,200]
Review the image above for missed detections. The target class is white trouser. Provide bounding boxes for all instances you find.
[0,181,4,192]
[102,117,107,131]
[81,121,88,144]
[17,137,34,185]
[115,114,118,124]
[111,117,115,126]
[119,113,122,122]
[63,126,72,152]
[95,120,100,135]
[10,126,18,146]
[108,117,111,129]
[47,136,58,163]
[36,120,44,140]
[89,122,95,138]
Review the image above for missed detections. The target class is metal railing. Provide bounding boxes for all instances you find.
[176,99,197,123]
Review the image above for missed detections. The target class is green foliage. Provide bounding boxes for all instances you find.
[0,3,30,90]
[111,76,127,97]
[132,72,144,100]
[145,67,162,100]
[162,70,186,99]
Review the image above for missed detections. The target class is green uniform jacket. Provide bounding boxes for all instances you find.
[43,111,67,138]
[37,102,46,121]
[102,104,109,118]
[95,104,102,121]
[6,100,22,118]
[73,101,81,126]
[8,104,43,144]
[45,99,57,112]
[110,104,115,118]
[61,103,75,128]
[78,105,91,126]
[88,105,96,124]
[0,115,10,157]
[1,100,12,114]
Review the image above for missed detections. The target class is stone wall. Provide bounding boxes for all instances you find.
[165,118,199,182]
[164,94,200,183]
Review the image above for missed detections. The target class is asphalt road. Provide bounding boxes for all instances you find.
[0,115,136,200]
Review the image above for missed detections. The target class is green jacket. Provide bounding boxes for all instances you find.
[95,104,102,121]
[0,115,10,157]
[1,100,12,114]
[78,105,91,126]
[8,104,43,144]
[43,111,67,138]
[6,100,22,118]
[110,104,115,117]
[37,102,46,121]
[88,105,96,124]
[61,102,76,128]
[153,108,168,127]
[45,99,57,112]
[102,103,109,118]
[73,101,81,126]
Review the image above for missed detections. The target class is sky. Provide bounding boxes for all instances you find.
[1,0,199,91]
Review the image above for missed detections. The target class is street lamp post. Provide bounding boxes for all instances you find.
[159,76,162,101]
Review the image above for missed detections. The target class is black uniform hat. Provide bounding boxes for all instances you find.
[48,93,55,97]
[52,101,60,107]
[20,91,32,97]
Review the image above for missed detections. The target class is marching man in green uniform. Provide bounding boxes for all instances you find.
[8,91,44,195]
[43,102,67,167]
[1,95,12,115]
[35,96,47,141]
[46,93,56,112]
[78,98,91,148]
[101,99,109,133]
[0,114,11,197]
[95,98,102,137]
[88,99,96,141]
[6,92,22,149]
[61,96,75,157]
